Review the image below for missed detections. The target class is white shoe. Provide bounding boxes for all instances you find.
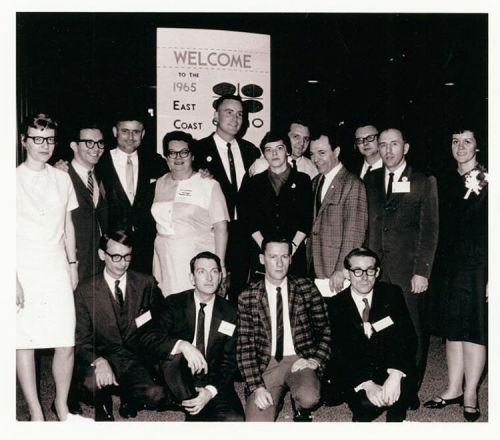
[63,413,94,422]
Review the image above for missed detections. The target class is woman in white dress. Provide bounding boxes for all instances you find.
[17,114,80,421]
[151,131,229,296]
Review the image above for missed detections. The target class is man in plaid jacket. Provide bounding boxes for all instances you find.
[237,238,331,421]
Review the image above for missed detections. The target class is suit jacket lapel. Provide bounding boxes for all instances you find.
[186,291,197,342]
[209,136,232,189]
[287,278,297,340]
[69,164,94,208]
[346,288,367,337]
[386,164,410,205]
[124,272,141,337]
[107,152,132,208]
[97,273,124,344]
[316,166,347,218]
[206,297,222,358]
[258,285,272,340]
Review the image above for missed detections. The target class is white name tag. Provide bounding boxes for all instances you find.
[393,181,410,193]
[372,316,394,332]
[218,320,235,336]
[135,310,152,328]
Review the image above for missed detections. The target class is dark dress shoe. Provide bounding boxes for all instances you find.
[407,395,420,410]
[423,394,463,409]
[95,404,114,421]
[293,409,313,422]
[118,402,138,419]
[464,406,480,422]
[68,399,83,415]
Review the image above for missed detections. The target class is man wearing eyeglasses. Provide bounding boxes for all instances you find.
[67,123,109,283]
[74,230,167,421]
[353,124,383,180]
[96,111,168,274]
[325,247,417,422]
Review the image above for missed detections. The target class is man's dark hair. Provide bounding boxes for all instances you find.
[214,94,244,111]
[378,127,407,143]
[343,247,381,270]
[99,230,134,251]
[259,130,292,155]
[71,122,104,143]
[113,110,146,127]
[289,119,311,131]
[162,130,194,157]
[260,237,292,255]
[190,251,222,274]
[309,128,339,151]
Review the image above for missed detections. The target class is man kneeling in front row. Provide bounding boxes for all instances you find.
[140,251,244,421]
[325,247,417,422]
[237,238,331,421]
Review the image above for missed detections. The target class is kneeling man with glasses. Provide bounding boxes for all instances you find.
[73,230,167,421]
[325,247,417,422]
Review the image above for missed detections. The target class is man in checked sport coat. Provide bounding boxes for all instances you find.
[325,248,417,422]
[140,251,244,421]
[74,230,166,421]
[307,130,368,294]
[237,238,331,422]
[364,127,439,407]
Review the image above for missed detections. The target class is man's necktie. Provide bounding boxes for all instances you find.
[114,280,124,309]
[126,156,135,203]
[365,165,372,179]
[195,303,207,355]
[87,170,94,197]
[314,174,325,216]
[386,172,394,198]
[291,159,297,170]
[362,298,370,323]
[275,287,284,362]
[226,142,238,194]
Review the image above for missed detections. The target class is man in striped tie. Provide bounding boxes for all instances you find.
[237,237,331,422]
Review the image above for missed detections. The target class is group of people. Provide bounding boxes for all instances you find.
[16,93,487,423]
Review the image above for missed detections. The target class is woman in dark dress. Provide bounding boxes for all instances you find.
[239,131,313,276]
[424,127,487,422]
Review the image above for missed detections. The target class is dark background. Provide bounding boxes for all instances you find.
[16,12,488,172]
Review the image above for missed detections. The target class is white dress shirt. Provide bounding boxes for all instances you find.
[110,148,139,202]
[320,162,343,202]
[265,277,296,357]
[350,289,373,338]
[103,269,127,302]
[71,159,99,206]
[360,157,383,180]
[384,160,407,193]
[213,133,245,190]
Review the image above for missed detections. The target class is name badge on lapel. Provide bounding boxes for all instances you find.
[372,316,394,332]
[393,180,410,193]
[218,320,235,336]
[135,310,152,328]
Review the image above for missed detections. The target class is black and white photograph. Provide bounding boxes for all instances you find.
[7,0,497,435]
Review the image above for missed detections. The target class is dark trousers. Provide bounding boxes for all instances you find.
[226,221,251,305]
[160,354,244,422]
[346,377,411,422]
[75,357,165,411]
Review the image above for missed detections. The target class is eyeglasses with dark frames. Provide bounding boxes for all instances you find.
[26,136,56,145]
[354,134,378,146]
[79,139,105,150]
[166,149,191,159]
[105,251,132,262]
[349,268,377,277]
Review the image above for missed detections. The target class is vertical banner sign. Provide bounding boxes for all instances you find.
[157,28,271,153]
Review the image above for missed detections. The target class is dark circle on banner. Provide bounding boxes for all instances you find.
[244,99,264,113]
[241,84,264,98]
[252,118,264,128]
[212,82,237,98]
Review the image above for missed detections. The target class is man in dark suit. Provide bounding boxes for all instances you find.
[68,122,108,282]
[307,130,368,294]
[193,94,261,304]
[353,123,383,180]
[364,127,439,408]
[325,247,417,422]
[140,251,244,421]
[237,238,331,422]
[74,230,166,421]
[96,111,168,274]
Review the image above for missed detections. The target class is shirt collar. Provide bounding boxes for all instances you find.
[113,147,138,160]
[385,159,407,180]
[213,132,236,148]
[265,277,288,295]
[193,291,216,308]
[350,288,373,307]
[103,268,127,287]
[323,161,343,179]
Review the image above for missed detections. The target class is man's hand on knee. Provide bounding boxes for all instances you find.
[381,370,403,406]
[92,357,118,389]
[253,387,273,410]
[182,387,213,415]
[291,357,319,372]
[362,381,385,407]
[179,341,208,375]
